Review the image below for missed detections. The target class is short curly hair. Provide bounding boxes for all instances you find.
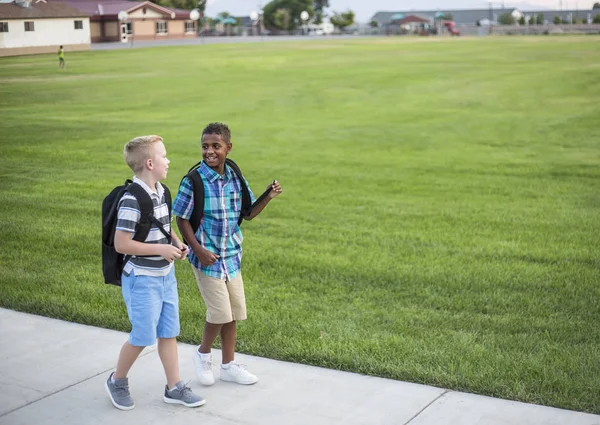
[202,122,231,144]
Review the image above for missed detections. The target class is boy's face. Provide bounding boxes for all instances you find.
[202,133,231,172]
[149,141,169,180]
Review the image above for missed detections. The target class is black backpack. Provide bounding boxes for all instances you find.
[101,180,172,286]
[181,158,272,238]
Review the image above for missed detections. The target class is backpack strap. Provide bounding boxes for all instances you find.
[226,159,253,225]
[122,182,172,267]
[226,159,274,225]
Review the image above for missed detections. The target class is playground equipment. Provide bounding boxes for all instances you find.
[443,20,460,36]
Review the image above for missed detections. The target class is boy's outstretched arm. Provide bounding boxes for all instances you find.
[245,180,282,221]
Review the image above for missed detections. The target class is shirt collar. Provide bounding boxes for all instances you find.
[133,176,164,198]
[198,160,232,183]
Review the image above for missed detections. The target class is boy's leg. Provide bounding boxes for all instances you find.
[217,274,257,385]
[157,338,180,389]
[199,321,223,353]
[219,321,236,364]
[115,341,144,379]
[160,337,205,408]
[105,271,161,410]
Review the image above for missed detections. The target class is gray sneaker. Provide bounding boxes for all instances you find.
[164,381,206,407]
[105,372,135,410]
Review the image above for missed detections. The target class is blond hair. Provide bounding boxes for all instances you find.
[123,135,163,174]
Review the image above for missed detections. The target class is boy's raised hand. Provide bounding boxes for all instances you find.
[268,180,283,199]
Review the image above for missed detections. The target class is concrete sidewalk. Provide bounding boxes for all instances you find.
[0,308,598,425]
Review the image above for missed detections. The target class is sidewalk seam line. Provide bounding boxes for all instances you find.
[403,390,450,425]
[0,348,156,419]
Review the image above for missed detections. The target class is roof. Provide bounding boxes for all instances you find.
[371,8,600,25]
[57,0,189,20]
[0,1,88,18]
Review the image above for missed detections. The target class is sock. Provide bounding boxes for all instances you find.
[221,362,231,370]
[198,351,211,361]
[111,375,116,384]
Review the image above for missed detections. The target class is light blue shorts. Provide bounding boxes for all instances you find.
[121,267,180,347]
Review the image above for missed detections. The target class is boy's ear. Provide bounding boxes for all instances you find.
[146,157,153,170]
[227,142,232,154]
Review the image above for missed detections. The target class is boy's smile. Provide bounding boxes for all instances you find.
[202,133,231,175]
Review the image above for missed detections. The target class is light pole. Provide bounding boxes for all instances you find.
[118,10,131,45]
[300,10,309,35]
[488,1,493,35]
[250,10,258,36]
[190,8,200,39]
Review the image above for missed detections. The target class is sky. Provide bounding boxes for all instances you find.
[205,0,595,22]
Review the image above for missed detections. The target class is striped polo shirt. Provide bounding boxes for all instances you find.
[116,176,173,277]
[172,161,255,280]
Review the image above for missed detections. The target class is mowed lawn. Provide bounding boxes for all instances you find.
[1,36,599,413]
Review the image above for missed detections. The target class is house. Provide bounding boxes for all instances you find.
[0,0,90,57]
[58,0,197,43]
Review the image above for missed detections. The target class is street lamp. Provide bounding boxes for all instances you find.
[118,10,132,45]
[250,10,258,36]
[190,8,200,37]
[300,10,309,35]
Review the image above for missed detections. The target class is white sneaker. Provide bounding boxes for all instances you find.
[220,361,258,385]
[193,351,215,386]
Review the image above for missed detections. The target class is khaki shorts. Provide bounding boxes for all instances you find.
[191,267,247,324]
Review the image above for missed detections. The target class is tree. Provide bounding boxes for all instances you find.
[370,19,379,28]
[498,12,515,25]
[445,13,454,21]
[593,2,600,8]
[553,15,562,24]
[528,15,535,25]
[536,13,544,24]
[518,16,525,25]
[313,0,329,24]
[594,14,600,23]
[330,10,355,31]
[274,8,292,30]
[155,0,196,9]
[263,0,313,30]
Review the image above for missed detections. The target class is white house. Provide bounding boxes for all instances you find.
[0,0,90,57]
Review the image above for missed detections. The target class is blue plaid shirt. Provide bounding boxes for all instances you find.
[172,161,255,280]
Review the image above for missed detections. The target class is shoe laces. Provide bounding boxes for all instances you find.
[172,381,194,398]
[113,381,131,398]
[230,361,249,372]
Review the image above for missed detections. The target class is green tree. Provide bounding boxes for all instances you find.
[445,12,454,21]
[313,0,328,24]
[370,19,379,28]
[155,0,196,9]
[594,14,600,23]
[498,12,515,25]
[263,0,313,30]
[518,16,525,25]
[553,15,562,24]
[536,13,544,24]
[274,8,292,30]
[528,15,535,25]
[593,2,600,8]
[330,10,355,31]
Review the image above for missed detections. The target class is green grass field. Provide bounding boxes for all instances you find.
[1,36,599,413]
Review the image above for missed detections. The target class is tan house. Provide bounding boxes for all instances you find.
[59,0,197,43]
[0,0,90,57]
